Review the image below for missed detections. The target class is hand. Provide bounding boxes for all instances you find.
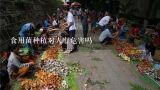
[65,26,69,30]
[29,61,35,65]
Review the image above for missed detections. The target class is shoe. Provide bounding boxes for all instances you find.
[16,78,24,81]
[63,50,71,54]
[102,43,108,47]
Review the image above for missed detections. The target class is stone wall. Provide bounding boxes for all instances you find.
[0,0,58,51]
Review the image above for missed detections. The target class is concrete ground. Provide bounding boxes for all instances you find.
[64,50,154,90]
[63,21,155,90]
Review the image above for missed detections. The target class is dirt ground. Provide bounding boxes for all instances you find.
[63,21,155,90]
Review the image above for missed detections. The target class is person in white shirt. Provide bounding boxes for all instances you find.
[52,14,60,28]
[99,29,112,43]
[99,28,118,45]
[63,8,77,53]
[98,11,111,31]
[64,8,76,38]
[7,44,34,79]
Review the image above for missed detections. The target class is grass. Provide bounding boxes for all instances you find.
[13,81,20,90]
[58,53,79,90]
[66,61,81,67]
[130,83,147,90]
[65,71,79,90]
[67,61,85,75]
[65,61,83,90]
[58,51,64,62]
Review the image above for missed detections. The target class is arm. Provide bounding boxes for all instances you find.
[47,14,51,20]
[68,22,74,28]
[48,28,60,32]
[112,31,119,38]
[11,57,31,68]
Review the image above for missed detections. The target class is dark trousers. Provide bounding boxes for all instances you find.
[145,43,156,56]
[128,36,135,44]
[98,25,106,31]
[82,24,88,37]
[101,26,105,31]
[69,30,76,38]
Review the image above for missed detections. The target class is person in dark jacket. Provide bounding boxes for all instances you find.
[145,42,156,57]
[0,70,10,90]
[81,11,89,37]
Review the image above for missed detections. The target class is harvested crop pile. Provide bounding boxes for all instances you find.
[41,49,58,60]
[41,60,69,77]
[20,70,62,90]
[136,60,152,74]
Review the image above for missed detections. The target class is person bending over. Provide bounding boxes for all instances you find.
[7,44,34,80]
[99,28,117,46]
